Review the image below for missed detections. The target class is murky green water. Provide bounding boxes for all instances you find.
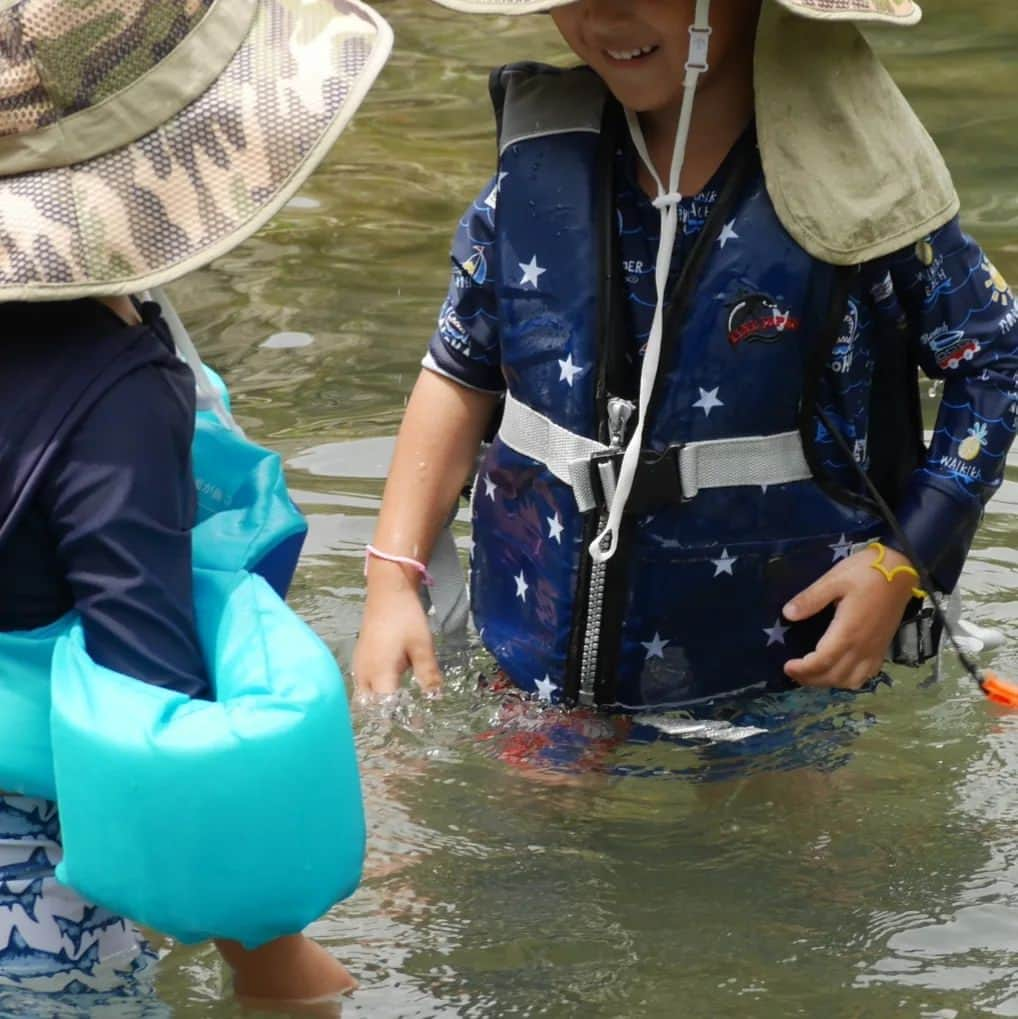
[47,2,1018,1015]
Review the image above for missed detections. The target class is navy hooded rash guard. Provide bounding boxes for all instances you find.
[0,299,210,699]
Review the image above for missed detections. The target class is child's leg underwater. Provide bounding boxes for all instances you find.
[216,934,357,1002]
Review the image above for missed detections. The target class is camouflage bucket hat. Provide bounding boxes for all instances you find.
[0,0,392,301]
[426,0,921,21]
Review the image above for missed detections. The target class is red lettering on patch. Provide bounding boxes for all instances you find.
[728,314,801,347]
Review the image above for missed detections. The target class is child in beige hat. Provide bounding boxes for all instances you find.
[356,2,1018,722]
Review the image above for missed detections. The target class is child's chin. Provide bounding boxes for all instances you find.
[606,90,676,116]
[592,77,678,116]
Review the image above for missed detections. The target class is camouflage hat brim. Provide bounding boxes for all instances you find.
[0,0,392,301]
[427,0,570,11]
[426,0,922,22]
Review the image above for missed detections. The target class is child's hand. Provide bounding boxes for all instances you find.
[352,579,443,697]
[782,545,918,690]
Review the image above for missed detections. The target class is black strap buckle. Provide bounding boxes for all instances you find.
[588,445,686,515]
[890,605,942,667]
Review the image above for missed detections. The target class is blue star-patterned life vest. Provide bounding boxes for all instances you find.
[471,65,898,709]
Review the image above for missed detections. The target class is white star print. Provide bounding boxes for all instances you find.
[641,632,669,660]
[558,354,584,387]
[711,549,737,577]
[519,255,547,289]
[535,675,558,701]
[693,387,724,417]
[548,513,564,543]
[485,171,509,209]
[483,474,497,500]
[718,220,739,248]
[829,534,854,562]
[763,619,790,646]
[514,570,529,602]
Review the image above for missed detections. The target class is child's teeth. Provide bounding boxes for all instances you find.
[607,45,655,61]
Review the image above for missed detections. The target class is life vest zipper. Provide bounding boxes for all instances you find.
[577,397,634,705]
[563,98,630,706]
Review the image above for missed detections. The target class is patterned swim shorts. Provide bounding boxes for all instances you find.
[0,795,154,996]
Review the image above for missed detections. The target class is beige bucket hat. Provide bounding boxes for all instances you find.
[428,0,958,265]
[0,0,392,301]
[428,0,921,21]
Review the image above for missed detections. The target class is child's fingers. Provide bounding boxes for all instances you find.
[351,635,411,696]
[785,611,883,689]
[784,646,851,686]
[408,636,444,693]
[783,568,844,622]
[784,606,855,684]
[354,663,404,696]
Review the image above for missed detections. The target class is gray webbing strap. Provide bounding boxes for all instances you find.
[498,392,813,511]
[677,432,812,498]
[498,393,611,512]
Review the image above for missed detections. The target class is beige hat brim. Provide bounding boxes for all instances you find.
[756,4,953,264]
[427,0,922,22]
[771,0,921,25]
[0,0,392,302]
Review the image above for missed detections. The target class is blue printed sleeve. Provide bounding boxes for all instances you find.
[867,217,1018,590]
[422,175,505,393]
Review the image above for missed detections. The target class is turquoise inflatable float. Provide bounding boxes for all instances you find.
[0,361,363,948]
[191,363,308,597]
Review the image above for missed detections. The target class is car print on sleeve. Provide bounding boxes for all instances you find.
[923,324,981,372]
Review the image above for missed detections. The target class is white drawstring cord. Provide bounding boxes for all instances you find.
[589,0,713,563]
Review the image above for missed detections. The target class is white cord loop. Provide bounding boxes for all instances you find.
[652,192,683,210]
[589,0,712,564]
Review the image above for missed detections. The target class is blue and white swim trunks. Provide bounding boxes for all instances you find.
[0,795,153,995]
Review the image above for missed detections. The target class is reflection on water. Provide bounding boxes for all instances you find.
[41,0,1018,1014]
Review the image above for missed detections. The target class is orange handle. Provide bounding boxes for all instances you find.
[981,672,1018,708]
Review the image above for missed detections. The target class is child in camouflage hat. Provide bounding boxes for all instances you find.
[355,0,1018,720]
[0,0,390,1002]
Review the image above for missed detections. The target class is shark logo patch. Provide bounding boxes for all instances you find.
[728,294,800,347]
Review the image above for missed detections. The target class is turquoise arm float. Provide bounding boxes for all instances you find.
[0,617,65,800]
[192,367,307,598]
[28,568,365,948]
[0,366,360,947]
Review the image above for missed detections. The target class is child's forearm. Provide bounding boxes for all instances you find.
[354,369,498,694]
[368,368,498,589]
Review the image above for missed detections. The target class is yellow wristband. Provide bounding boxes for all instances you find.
[868,542,927,600]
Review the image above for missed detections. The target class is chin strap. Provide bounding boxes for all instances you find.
[589,0,713,563]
